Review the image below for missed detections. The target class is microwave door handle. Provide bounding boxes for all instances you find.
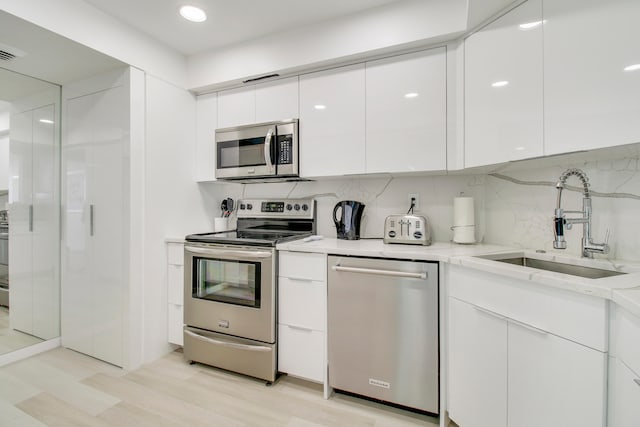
[264,128,274,171]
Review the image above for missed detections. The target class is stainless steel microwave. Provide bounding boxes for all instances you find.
[215,119,299,180]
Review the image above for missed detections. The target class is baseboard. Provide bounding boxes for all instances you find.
[0,338,61,367]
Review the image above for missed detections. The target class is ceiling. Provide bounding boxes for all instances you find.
[82,0,407,56]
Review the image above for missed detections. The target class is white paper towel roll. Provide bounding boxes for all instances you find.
[453,197,476,244]
[453,197,475,226]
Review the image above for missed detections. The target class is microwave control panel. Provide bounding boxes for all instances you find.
[278,134,293,165]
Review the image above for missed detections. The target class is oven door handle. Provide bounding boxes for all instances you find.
[185,246,273,260]
[184,329,272,352]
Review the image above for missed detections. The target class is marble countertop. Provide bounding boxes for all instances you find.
[277,236,640,306]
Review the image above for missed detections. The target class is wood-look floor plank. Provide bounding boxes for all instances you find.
[97,401,186,427]
[0,370,41,404]
[16,392,113,427]
[0,398,48,427]
[3,358,120,416]
[83,372,245,427]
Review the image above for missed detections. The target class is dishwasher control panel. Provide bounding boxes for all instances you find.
[384,214,432,246]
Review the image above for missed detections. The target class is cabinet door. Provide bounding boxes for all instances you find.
[508,321,606,427]
[217,86,255,128]
[608,357,640,427]
[195,92,217,182]
[278,324,324,382]
[366,49,446,173]
[299,64,366,177]
[255,77,299,123]
[448,298,508,427]
[8,109,34,335]
[31,104,59,340]
[464,0,543,167]
[544,0,640,154]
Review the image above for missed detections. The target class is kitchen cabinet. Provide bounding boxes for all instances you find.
[544,0,640,155]
[62,70,130,367]
[166,241,184,346]
[277,251,327,385]
[447,298,507,427]
[366,48,447,173]
[447,265,606,427]
[608,303,640,426]
[464,0,543,168]
[217,76,299,129]
[195,92,217,182]
[255,76,299,123]
[299,64,366,177]
[9,101,59,340]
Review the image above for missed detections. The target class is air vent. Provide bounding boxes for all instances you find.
[0,42,26,62]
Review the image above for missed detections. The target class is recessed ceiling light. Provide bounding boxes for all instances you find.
[314,105,326,110]
[519,20,546,30]
[180,5,207,23]
[39,119,54,124]
[404,92,419,99]
[623,63,640,72]
[491,81,509,88]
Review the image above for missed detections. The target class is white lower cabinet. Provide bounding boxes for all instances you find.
[608,304,640,426]
[447,265,607,427]
[166,242,184,346]
[277,251,327,384]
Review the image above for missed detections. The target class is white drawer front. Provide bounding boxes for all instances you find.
[613,305,640,376]
[449,265,607,351]
[279,251,326,282]
[167,243,184,265]
[278,324,324,382]
[168,264,184,305]
[168,304,184,346]
[279,277,325,331]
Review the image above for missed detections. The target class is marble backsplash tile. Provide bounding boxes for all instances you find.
[200,155,640,263]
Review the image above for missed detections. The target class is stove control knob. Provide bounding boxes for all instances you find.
[239,204,246,210]
[302,204,309,211]
[294,204,301,211]
[286,204,293,211]
[247,203,253,210]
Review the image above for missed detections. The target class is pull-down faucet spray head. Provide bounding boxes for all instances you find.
[554,169,591,250]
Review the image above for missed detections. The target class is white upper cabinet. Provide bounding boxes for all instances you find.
[255,76,299,123]
[217,86,255,128]
[195,92,217,182]
[544,0,640,155]
[464,0,543,168]
[299,64,366,177]
[366,49,447,173]
[217,77,300,129]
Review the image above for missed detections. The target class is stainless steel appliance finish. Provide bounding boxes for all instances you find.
[328,256,439,413]
[384,214,432,245]
[215,119,299,180]
[0,210,8,307]
[184,198,316,382]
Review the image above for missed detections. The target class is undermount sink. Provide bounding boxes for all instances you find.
[476,254,627,279]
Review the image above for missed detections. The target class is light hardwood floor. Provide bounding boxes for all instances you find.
[0,347,441,426]
[0,306,43,355]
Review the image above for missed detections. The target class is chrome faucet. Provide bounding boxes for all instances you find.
[553,168,609,258]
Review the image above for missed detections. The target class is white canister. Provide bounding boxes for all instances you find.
[214,217,230,232]
[452,196,476,244]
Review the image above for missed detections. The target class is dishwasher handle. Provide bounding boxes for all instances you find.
[332,265,427,280]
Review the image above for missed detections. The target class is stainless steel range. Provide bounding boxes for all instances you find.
[183,198,316,383]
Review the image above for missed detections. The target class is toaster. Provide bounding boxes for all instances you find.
[384,214,432,245]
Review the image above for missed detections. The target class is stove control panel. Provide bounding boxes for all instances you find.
[237,198,315,219]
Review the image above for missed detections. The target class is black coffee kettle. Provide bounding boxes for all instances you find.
[333,200,365,240]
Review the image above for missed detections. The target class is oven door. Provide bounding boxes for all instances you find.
[215,123,276,179]
[184,244,275,343]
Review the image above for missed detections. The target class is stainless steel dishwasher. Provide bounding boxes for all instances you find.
[328,255,439,414]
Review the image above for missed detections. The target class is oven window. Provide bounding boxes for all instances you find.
[193,258,261,308]
[218,138,266,169]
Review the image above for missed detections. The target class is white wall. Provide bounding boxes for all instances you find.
[188,0,468,91]
[0,108,8,191]
[143,75,218,362]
